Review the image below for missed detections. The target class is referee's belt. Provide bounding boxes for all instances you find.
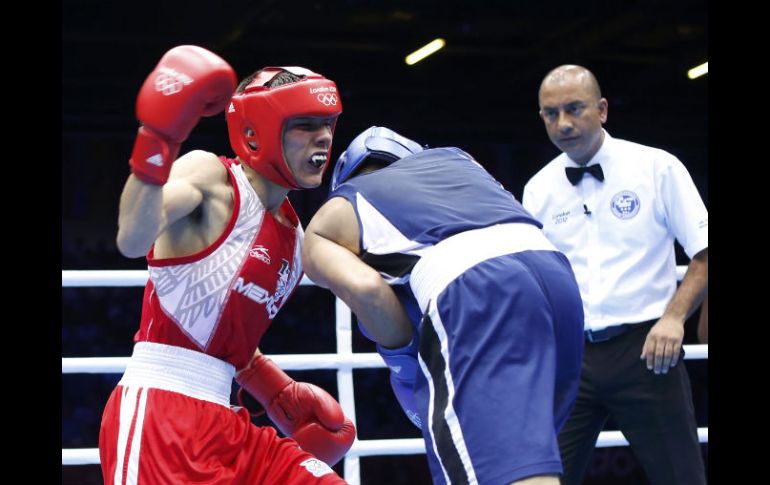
[584,319,657,343]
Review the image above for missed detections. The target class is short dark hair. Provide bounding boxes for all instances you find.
[236,68,305,93]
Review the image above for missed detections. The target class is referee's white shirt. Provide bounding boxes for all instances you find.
[522,130,708,332]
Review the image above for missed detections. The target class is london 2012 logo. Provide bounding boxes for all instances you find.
[610,191,640,219]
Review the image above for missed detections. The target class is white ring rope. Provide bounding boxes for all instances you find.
[63,428,710,465]
[61,344,707,374]
[62,270,316,287]
[62,267,689,288]
[62,268,707,484]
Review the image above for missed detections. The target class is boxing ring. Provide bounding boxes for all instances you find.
[62,268,708,485]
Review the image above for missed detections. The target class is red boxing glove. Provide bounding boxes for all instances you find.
[236,354,356,465]
[129,45,237,184]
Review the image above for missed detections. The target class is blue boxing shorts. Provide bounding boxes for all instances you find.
[409,223,585,485]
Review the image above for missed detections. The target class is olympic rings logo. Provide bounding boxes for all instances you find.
[317,93,338,106]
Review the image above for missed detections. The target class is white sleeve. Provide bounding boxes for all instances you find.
[658,154,708,258]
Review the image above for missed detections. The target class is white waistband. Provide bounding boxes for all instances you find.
[409,223,557,313]
[118,342,235,407]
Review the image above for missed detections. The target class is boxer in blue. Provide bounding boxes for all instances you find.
[303,126,586,485]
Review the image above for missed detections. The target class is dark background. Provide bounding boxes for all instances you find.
[62,1,708,483]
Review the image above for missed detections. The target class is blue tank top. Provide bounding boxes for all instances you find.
[331,146,539,264]
[330,146,540,329]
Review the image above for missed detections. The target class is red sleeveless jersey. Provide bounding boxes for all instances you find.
[134,157,303,370]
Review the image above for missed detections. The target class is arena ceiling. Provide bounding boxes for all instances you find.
[63,0,707,139]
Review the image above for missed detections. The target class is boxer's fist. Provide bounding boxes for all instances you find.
[236,354,356,465]
[129,45,237,184]
[377,339,422,429]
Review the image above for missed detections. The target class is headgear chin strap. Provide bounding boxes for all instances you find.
[330,126,423,192]
[226,67,342,188]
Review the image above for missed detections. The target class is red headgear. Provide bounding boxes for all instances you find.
[226,67,342,188]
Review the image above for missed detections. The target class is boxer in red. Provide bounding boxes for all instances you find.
[98,45,354,485]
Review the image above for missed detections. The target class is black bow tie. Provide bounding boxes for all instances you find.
[565,164,604,185]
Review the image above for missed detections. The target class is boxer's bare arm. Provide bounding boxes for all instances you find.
[116,46,236,258]
[117,151,228,258]
[303,197,412,348]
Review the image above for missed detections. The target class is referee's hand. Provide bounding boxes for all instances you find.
[640,316,684,374]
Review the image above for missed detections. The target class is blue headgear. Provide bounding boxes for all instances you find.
[330,126,423,192]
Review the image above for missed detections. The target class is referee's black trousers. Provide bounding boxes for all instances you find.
[558,321,706,485]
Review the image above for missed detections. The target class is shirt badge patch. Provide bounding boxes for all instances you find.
[610,191,640,219]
